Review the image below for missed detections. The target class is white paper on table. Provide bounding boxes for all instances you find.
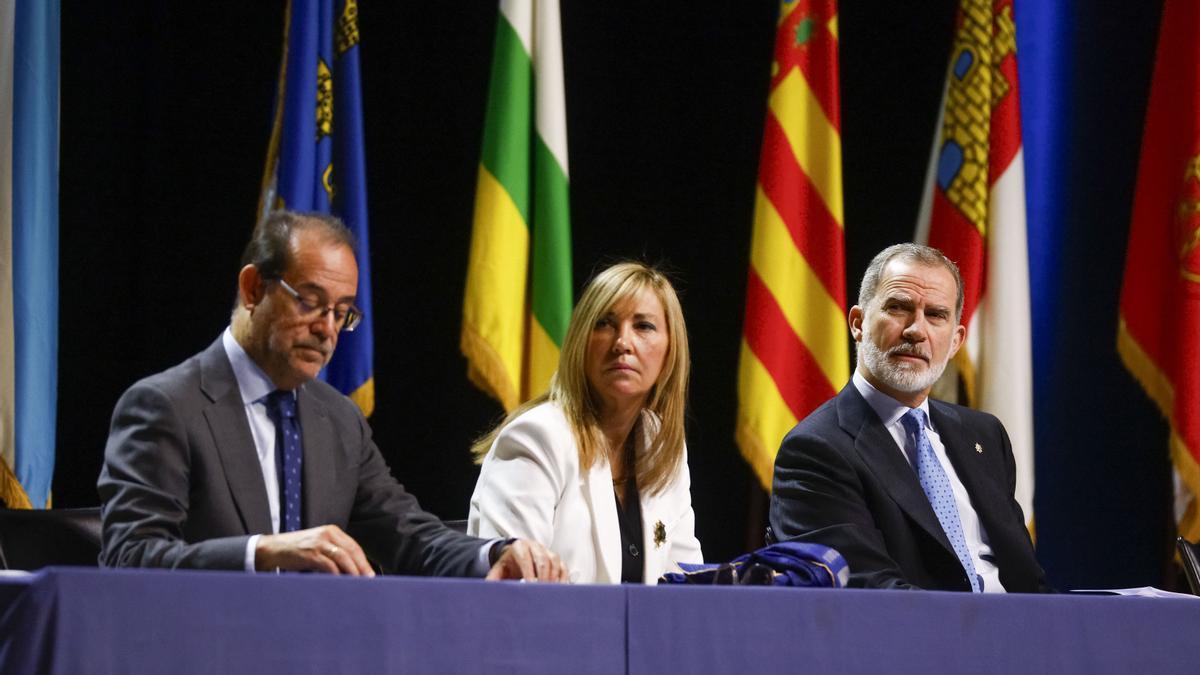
[1069,586,1198,600]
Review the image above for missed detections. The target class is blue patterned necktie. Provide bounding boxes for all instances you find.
[264,390,303,533]
[901,408,981,593]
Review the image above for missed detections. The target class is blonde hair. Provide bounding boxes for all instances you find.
[471,262,690,495]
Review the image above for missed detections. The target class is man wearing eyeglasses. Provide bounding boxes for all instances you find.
[98,210,566,581]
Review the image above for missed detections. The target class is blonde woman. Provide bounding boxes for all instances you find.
[468,262,702,584]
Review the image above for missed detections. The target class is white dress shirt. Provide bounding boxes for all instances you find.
[221,329,287,571]
[852,371,1006,593]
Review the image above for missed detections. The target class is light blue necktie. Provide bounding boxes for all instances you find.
[264,390,303,533]
[901,408,981,592]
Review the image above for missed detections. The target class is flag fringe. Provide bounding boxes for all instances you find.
[461,324,518,412]
[0,460,33,509]
[735,416,776,493]
[1116,316,1174,415]
[1171,433,1200,541]
[1117,315,1200,539]
[347,377,374,418]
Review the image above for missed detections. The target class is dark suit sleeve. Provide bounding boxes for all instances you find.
[341,409,489,577]
[770,429,917,590]
[999,423,1023,524]
[98,382,248,570]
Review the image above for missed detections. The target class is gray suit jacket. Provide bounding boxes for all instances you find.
[98,337,484,575]
[769,384,1049,592]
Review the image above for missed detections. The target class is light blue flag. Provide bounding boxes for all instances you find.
[1,0,59,509]
[260,0,375,415]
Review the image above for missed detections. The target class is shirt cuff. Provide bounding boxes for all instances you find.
[474,538,508,576]
[246,534,261,572]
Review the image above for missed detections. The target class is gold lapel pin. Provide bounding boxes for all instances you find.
[975,442,983,454]
[653,520,666,548]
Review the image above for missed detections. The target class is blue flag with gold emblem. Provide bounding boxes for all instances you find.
[259,0,374,415]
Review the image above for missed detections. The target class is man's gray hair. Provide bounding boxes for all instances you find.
[857,243,964,321]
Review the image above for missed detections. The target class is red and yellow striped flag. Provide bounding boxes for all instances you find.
[737,0,848,490]
[1118,0,1200,542]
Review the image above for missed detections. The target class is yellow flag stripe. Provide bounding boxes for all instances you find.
[768,68,844,228]
[737,342,801,491]
[462,166,530,410]
[751,186,849,388]
[526,315,560,400]
[1117,316,1174,417]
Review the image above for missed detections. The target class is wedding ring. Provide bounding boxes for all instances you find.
[327,545,340,557]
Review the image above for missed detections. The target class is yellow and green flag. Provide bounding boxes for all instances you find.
[462,0,572,411]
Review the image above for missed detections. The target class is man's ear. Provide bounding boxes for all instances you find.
[947,322,966,360]
[237,264,265,310]
[848,305,864,342]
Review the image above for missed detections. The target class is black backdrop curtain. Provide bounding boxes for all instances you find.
[56,1,1169,589]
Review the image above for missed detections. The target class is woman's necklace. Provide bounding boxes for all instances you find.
[611,431,636,487]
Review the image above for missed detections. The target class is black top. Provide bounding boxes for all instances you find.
[614,470,644,584]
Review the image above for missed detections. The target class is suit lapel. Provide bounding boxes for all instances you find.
[199,339,273,535]
[930,402,1003,533]
[837,385,954,554]
[639,490,666,583]
[584,456,620,583]
[297,384,337,530]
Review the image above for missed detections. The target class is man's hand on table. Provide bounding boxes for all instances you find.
[486,539,568,582]
[255,525,375,576]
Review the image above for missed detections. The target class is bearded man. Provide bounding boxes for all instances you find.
[768,244,1049,592]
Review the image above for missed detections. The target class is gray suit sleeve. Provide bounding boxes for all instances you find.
[340,407,488,577]
[97,382,248,570]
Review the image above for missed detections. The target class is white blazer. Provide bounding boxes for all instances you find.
[468,402,703,584]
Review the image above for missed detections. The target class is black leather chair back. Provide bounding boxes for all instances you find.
[0,507,102,570]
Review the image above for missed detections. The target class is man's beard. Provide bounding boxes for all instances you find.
[857,326,948,395]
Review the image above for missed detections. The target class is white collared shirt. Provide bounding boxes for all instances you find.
[852,371,1006,593]
[222,328,288,571]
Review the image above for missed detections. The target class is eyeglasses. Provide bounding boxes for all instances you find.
[270,278,363,332]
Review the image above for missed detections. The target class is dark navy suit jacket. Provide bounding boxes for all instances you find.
[769,383,1049,592]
